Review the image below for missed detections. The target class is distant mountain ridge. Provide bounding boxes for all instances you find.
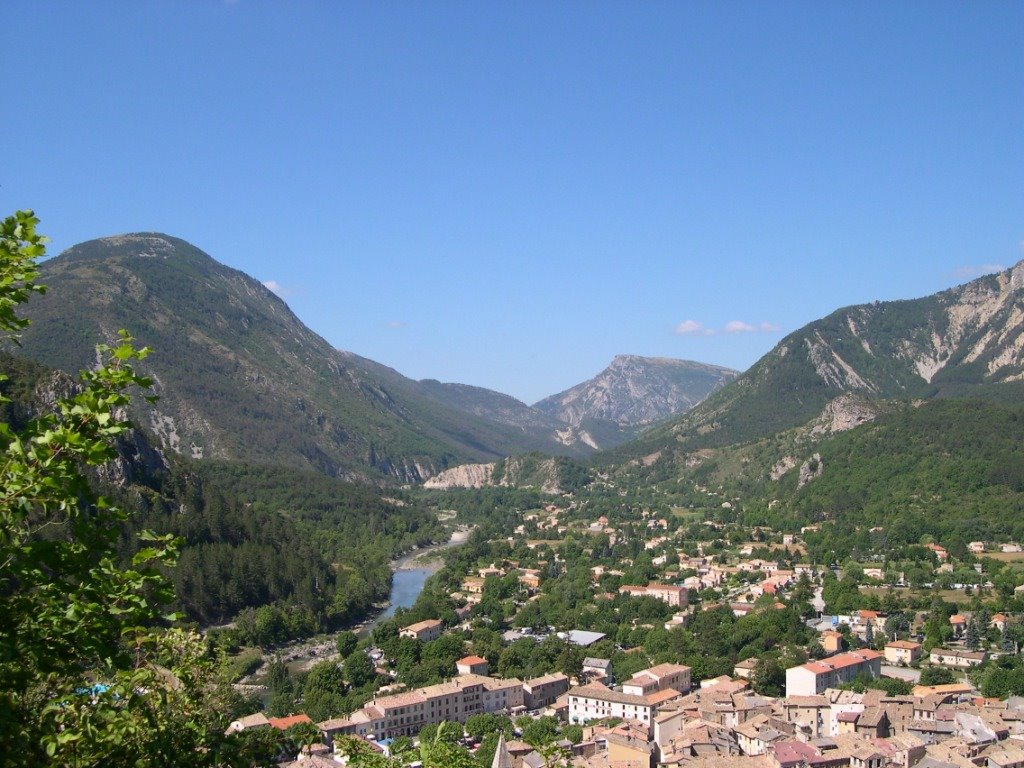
[611,261,1024,466]
[16,233,733,481]
[534,354,738,442]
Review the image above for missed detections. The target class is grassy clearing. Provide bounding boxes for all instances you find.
[984,551,1024,563]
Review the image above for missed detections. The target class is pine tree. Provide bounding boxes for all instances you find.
[965,618,981,650]
[1002,629,1016,655]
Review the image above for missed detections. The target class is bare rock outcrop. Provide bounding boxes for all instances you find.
[798,454,823,488]
[422,463,497,490]
[810,395,879,436]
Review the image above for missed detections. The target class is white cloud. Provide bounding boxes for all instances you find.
[674,319,782,337]
[386,320,406,330]
[674,320,713,336]
[261,279,294,297]
[724,320,756,334]
[951,264,1006,280]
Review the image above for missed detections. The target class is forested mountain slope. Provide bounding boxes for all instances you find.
[17,234,579,481]
[0,351,440,634]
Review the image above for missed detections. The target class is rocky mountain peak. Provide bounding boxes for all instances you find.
[533,355,738,431]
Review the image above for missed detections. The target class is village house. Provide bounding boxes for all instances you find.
[455,655,489,676]
[523,672,570,710]
[567,682,658,728]
[621,663,692,697]
[618,583,688,608]
[399,618,443,642]
[820,630,844,655]
[884,640,922,666]
[517,569,541,591]
[734,658,759,680]
[581,657,612,684]
[225,712,271,734]
[735,713,795,755]
[929,648,987,668]
[780,695,830,738]
[664,611,689,631]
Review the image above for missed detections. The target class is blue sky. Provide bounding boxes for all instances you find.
[3,1,1022,403]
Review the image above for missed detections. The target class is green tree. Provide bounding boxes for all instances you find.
[883,612,909,641]
[751,657,786,697]
[344,650,376,688]
[919,666,957,686]
[335,735,402,768]
[965,618,981,651]
[465,713,513,740]
[521,716,559,747]
[419,721,477,768]
[336,631,359,659]
[302,660,346,722]
[0,211,249,766]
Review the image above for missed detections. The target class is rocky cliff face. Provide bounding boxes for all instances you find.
[423,463,498,490]
[795,260,1024,393]
[423,455,570,494]
[619,261,1024,459]
[534,355,738,431]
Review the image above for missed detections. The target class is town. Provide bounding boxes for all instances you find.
[227,494,1024,768]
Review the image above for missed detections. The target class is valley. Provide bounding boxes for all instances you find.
[7,217,1024,768]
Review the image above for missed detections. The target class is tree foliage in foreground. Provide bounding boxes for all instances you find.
[0,212,257,766]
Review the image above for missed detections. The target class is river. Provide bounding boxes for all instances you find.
[359,525,472,633]
[253,526,473,679]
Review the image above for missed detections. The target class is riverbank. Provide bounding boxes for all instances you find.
[239,525,473,682]
[393,524,473,572]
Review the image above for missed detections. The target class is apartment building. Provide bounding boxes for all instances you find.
[567,682,658,727]
[785,650,883,697]
[319,673,524,743]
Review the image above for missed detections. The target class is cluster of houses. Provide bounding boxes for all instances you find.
[232,505,1024,767]
[245,651,1024,768]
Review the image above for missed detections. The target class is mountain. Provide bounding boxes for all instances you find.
[612,261,1024,464]
[15,234,584,481]
[533,355,738,447]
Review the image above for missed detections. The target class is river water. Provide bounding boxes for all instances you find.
[359,525,472,634]
[260,527,473,678]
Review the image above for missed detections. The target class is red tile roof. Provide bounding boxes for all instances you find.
[268,714,312,730]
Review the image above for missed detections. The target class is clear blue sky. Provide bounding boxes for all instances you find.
[3,1,1022,403]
